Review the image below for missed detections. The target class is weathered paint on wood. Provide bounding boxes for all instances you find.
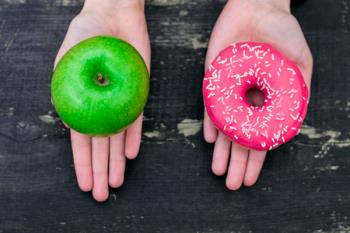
[0,0,349,232]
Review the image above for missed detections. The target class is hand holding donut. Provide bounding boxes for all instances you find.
[204,0,313,190]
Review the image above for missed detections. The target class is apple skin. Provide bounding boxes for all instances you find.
[51,36,149,136]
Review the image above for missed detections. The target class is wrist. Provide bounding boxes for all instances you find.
[82,0,144,14]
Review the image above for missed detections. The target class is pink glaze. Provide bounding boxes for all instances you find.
[203,42,309,151]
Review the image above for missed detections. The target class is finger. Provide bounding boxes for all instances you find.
[125,114,143,159]
[71,130,93,192]
[92,137,109,202]
[204,110,218,143]
[226,143,249,190]
[244,150,267,187]
[109,132,126,188]
[211,132,231,175]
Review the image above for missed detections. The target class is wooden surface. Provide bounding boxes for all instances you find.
[0,0,349,232]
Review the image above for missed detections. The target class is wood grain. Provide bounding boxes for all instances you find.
[0,0,349,232]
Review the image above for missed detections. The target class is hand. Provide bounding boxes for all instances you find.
[54,0,150,202]
[204,0,313,190]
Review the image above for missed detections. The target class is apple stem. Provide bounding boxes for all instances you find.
[97,73,105,84]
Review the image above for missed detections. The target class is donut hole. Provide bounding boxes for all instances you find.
[245,87,265,107]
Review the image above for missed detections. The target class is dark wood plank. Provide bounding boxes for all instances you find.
[0,0,349,232]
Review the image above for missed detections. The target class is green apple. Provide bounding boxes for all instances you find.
[51,36,149,136]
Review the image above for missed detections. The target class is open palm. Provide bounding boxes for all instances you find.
[54,3,150,201]
[204,0,313,190]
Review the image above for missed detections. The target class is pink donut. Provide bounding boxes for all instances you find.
[203,42,309,151]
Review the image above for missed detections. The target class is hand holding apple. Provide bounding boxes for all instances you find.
[53,0,150,202]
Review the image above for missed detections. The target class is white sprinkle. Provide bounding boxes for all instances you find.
[254,67,261,77]
[229,126,237,130]
[240,43,252,51]
[294,101,300,110]
[220,87,227,92]
[243,50,253,59]
[287,68,296,75]
[288,89,298,94]
[290,113,300,121]
[208,93,215,98]
[218,58,227,64]
[247,107,253,116]
[255,50,264,59]
[261,130,269,138]
[208,64,214,71]
[273,131,281,141]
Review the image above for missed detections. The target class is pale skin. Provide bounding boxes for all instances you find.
[54,0,150,202]
[204,0,313,190]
